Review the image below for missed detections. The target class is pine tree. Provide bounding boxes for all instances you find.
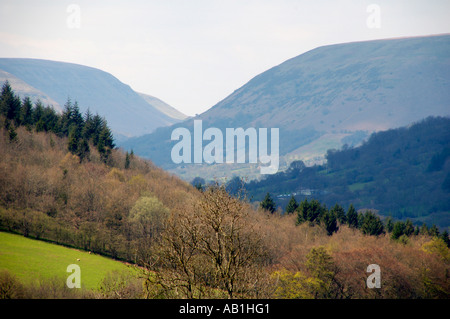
[90,113,104,146]
[307,199,326,224]
[385,217,394,233]
[404,219,415,236]
[76,138,90,163]
[330,203,346,224]
[99,120,115,149]
[420,223,429,235]
[360,211,384,236]
[285,195,298,214]
[391,221,405,240]
[0,81,21,123]
[68,125,81,154]
[82,109,95,140]
[347,204,358,228]
[429,224,440,237]
[260,192,276,214]
[41,106,59,133]
[296,198,309,224]
[4,119,17,142]
[20,96,33,128]
[321,210,339,236]
[97,123,114,164]
[71,101,84,129]
[59,98,74,136]
[33,100,44,126]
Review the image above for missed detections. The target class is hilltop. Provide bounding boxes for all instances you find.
[0,58,187,140]
[123,34,450,180]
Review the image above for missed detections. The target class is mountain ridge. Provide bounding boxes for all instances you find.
[0,58,187,139]
[123,34,450,180]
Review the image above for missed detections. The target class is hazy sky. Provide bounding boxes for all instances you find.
[1,0,449,116]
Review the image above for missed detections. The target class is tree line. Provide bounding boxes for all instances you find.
[244,116,450,228]
[259,192,450,246]
[0,80,115,163]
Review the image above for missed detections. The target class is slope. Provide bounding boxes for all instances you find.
[0,58,182,139]
[138,92,189,121]
[0,69,62,112]
[244,116,450,229]
[123,34,450,180]
[0,231,132,291]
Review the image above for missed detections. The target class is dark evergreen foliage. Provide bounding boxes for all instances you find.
[346,204,358,228]
[260,192,276,214]
[245,116,450,228]
[285,195,299,214]
[0,81,114,164]
[359,211,384,236]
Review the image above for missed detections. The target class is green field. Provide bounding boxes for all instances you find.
[0,231,134,290]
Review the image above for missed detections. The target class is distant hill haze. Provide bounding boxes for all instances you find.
[137,92,189,122]
[123,34,450,180]
[0,58,187,140]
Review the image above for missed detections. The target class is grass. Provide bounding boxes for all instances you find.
[0,231,134,290]
[348,181,375,192]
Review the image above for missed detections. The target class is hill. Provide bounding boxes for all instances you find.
[0,58,186,140]
[0,86,449,299]
[244,116,450,229]
[137,92,189,122]
[0,231,133,291]
[122,34,450,180]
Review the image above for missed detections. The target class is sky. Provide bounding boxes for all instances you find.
[0,0,449,116]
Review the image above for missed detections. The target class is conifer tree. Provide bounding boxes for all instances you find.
[420,223,429,236]
[59,98,73,136]
[285,195,298,214]
[429,224,440,237]
[76,138,90,163]
[0,81,21,123]
[68,125,81,154]
[71,101,84,129]
[321,210,339,236]
[82,109,95,140]
[404,219,415,236]
[20,96,33,128]
[260,192,276,214]
[385,217,394,233]
[360,211,384,236]
[391,221,405,240]
[307,199,326,224]
[90,113,104,146]
[296,198,309,224]
[41,106,59,133]
[97,123,114,164]
[33,100,44,126]
[347,204,358,228]
[4,119,17,142]
[330,203,346,224]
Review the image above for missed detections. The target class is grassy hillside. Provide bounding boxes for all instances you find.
[0,231,132,290]
[0,118,198,263]
[123,34,450,181]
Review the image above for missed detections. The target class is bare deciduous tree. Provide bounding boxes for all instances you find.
[144,183,269,299]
